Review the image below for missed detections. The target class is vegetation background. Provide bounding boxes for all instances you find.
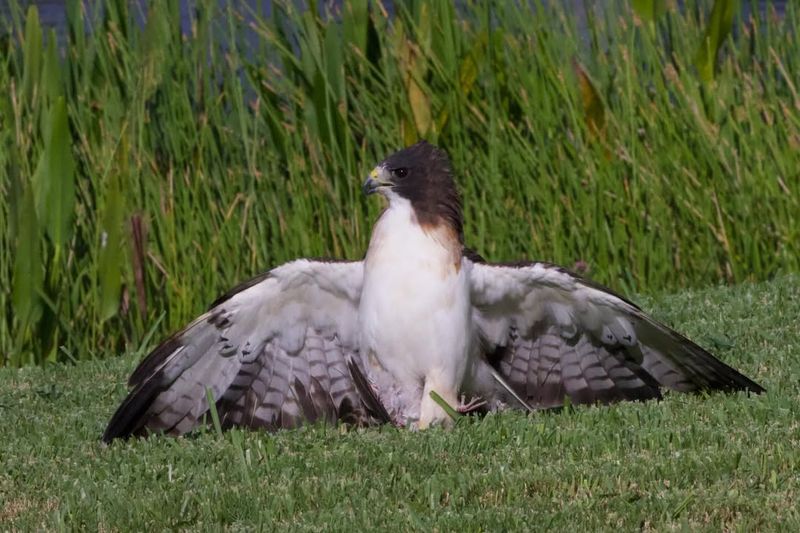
[0,0,797,530]
[1,0,796,367]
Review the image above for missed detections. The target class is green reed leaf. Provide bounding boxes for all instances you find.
[695,0,739,83]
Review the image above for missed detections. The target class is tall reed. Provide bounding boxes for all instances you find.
[1,0,797,366]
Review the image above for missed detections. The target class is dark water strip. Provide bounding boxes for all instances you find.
[0,0,789,49]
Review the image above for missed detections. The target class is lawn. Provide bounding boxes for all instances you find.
[1,276,797,530]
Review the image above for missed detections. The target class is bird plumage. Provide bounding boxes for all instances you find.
[359,194,473,428]
[102,141,764,442]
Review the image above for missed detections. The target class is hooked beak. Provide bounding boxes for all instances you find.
[362,167,392,196]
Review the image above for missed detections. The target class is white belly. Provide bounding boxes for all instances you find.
[358,202,473,426]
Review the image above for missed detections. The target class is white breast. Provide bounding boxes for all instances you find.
[358,199,473,423]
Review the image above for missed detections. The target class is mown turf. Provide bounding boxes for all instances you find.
[0,277,797,530]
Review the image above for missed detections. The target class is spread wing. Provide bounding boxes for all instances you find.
[103,259,390,442]
[468,260,764,409]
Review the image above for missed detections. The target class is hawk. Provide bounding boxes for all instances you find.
[103,142,763,441]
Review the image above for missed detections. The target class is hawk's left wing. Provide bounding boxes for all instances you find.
[468,260,764,409]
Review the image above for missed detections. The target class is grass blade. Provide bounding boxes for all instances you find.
[574,60,606,140]
[428,390,461,423]
[12,184,43,337]
[21,5,43,105]
[695,0,740,83]
[41,97,75,252]
[98,173,124,322]
[632,0,667,23]
[205,387,223,437]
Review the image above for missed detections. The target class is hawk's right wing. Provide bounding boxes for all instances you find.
[103,259,390,442]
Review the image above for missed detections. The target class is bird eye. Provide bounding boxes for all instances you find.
[392,168,408,179]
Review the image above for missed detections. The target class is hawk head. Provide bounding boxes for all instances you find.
[363,141,463,240]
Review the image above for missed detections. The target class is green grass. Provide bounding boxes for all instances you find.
[1,277,797,530]
[1,0,799,366]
